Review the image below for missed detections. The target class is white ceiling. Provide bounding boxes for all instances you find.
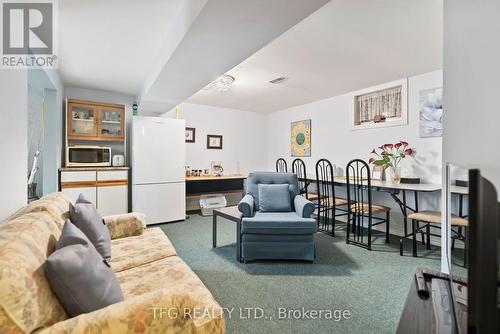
[59,0,184,94]
[187,0,443,112]
[139,0,329,112]
[59,0,329,112]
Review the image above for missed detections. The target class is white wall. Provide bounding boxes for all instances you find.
[44,69,65,187]
[163,103,268,174]
[0,71,28,221]
[266,70,443,236]
[0,68,63,221]
[43,89,60,194]
[28,68,64,195]
[443,0,500,199]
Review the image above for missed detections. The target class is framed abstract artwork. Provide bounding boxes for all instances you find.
[185,127,195,143]
[291,119,311,157]
[207,134,223,149]
[419,87,443,138]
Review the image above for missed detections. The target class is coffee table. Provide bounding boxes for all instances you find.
[212,206,243,262]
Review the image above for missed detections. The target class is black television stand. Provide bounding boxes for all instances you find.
[397,268,467,334]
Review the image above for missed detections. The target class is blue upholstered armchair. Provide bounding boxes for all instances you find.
[237,172,317,262]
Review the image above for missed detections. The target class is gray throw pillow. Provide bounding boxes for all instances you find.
[258,184,291,212]
[46,220,124,317]
[76,193,93,204]
[70,195,111,259]
[56,219,91,250]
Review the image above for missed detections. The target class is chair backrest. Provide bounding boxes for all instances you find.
[246,172,299,210]
[292,158,308,197]
[316,158,336,207]
[276,158,288,173]
[346,159,372,216]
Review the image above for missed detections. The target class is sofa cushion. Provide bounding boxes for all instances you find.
[109,228,177,272]
[115,255,223,328]
[258,184,291,212]
[0,212,68,333]
[10,192,71,230]
[46,222,124,317]
[103,212,146,240]
[241,212,317,234]
[70,200,111,259]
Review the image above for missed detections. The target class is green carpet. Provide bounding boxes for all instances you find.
[159,214,466,334]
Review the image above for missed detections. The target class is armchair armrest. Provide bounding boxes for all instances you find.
[37,290,225,334]
[103,213,146,239]
[294,195,315,218]
[238,194,255,217]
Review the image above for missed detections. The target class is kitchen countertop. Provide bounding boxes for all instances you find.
[60,166,130,171]
[186,174,247,181]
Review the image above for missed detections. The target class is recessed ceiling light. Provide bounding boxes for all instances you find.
[269,76,288,84]
[203,74,235,92]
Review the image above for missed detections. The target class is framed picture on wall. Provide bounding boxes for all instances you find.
[185,127,195,143]
[419,87,443,138]
[207,135,223,149]
[291,119,311,157]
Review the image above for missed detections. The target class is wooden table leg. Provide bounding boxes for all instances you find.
[212,213,217,248]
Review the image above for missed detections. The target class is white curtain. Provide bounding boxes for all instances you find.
[357,86,402,123]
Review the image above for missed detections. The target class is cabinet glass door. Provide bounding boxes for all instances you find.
[69,104,97,138]
[98,106,124,139]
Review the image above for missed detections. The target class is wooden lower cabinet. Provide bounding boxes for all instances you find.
[63,187,97,206]
[60,169,128,215]
[96,170,128,216]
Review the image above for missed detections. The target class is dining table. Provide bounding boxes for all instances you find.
[302,174,468,257]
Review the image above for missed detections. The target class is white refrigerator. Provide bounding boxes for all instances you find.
[131,116,186,225]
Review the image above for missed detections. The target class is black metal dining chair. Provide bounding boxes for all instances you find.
[276,158,288,173]
[292,158,319,202]
[315,158,350,236]
[346,159,391,250]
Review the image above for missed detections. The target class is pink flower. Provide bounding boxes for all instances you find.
[395,142,402,149]
[369,158,375,164]
[384,144,394,149]
[400,141,409,147]
[404,148,413,156]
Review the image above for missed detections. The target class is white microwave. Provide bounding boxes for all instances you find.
[66,146,112,167]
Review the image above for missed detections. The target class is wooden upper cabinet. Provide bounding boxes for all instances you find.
[67,99,125,142]
[97,106,124,140]
[68,103,98,138]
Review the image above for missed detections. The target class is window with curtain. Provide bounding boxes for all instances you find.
[354,86,402,124]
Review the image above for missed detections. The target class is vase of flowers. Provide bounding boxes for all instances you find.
[369,141,414,183]
[389,166,402,183]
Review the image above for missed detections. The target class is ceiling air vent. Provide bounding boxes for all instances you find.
[269,76,288,84]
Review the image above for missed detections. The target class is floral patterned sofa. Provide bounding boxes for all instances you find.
[0,192,225,334]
